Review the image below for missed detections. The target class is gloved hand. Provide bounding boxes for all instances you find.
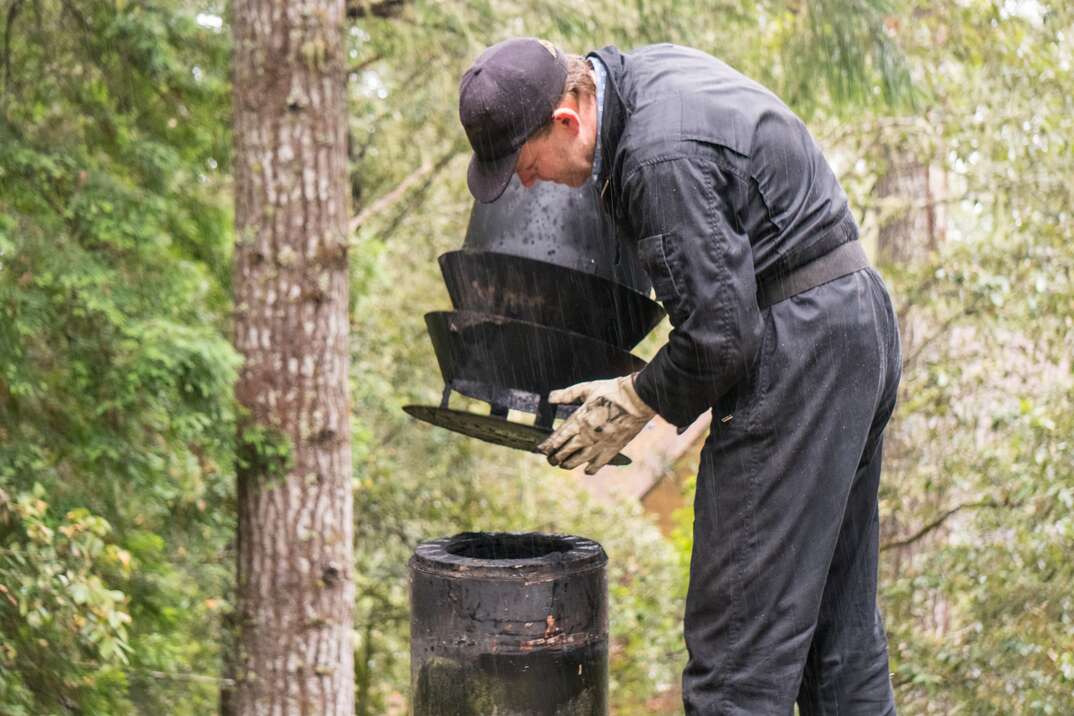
[537,373,656,475]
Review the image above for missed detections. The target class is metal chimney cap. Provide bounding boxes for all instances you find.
[410,531,607,580]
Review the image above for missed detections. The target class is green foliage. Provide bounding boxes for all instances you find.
[855,1,1073,711]
[0,485,132,715]
[1,1,236,712]
[236,423,294,481]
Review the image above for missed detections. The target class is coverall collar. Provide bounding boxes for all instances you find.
[586,46,630,217]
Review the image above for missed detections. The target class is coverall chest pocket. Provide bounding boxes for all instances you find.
[637,232,690,326]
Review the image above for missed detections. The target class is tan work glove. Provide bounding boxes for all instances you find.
[537,373,656,475]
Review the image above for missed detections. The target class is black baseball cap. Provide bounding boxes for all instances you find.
[459,38,568,203]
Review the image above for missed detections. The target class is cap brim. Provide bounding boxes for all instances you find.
[467,150,519,204]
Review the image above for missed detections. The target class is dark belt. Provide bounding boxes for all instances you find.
[756,240,870,309]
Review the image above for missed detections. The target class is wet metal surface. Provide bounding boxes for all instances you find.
[424,310,646,399]
[402,406,630,466]
[439,250,663,349]
[405,177,660,458]
[464,177,649,292]
[410,532,609,715]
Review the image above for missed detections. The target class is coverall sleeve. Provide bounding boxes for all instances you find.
[625,155,765,427]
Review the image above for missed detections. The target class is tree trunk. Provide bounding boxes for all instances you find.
[875,148,942,268]
[231,0,354,713]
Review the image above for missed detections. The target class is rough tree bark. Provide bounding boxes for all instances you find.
[230,0,354,713]
[875,147,942,267]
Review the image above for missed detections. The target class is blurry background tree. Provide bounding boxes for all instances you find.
[0,1,1070,715]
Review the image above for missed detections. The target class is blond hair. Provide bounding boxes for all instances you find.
[563,54,597,98]
[527,54,596,140]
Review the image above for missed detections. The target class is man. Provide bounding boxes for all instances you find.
[458,37,901,715]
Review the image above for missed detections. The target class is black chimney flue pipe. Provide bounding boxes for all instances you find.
[409,532,609,715]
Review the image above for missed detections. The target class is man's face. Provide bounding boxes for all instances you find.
[514,106,596,189]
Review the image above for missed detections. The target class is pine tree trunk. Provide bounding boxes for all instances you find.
[875,149,940,268]
[231,0,354,713]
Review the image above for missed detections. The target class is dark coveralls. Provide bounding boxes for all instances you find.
[589,44,901,714]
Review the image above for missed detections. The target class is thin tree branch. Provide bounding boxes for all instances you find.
[349,53,382,74]
[900,296,984,373]
[355,620,376,716]
[861,194,963,213]
[118,667,235,687]
[348,148,460,235]
[64,658,236,687]
[817,115,933,146]
[374,148,460,241]
[348,160,436,233]
[2,0,24,99]
[346,0,406,20]
[881,498,1005,551]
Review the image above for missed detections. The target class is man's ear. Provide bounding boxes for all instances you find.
[551,106,582,133]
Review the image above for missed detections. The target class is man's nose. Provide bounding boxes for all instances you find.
[517,170,536,188]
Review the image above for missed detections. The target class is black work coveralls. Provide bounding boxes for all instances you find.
[589,44,901,715]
